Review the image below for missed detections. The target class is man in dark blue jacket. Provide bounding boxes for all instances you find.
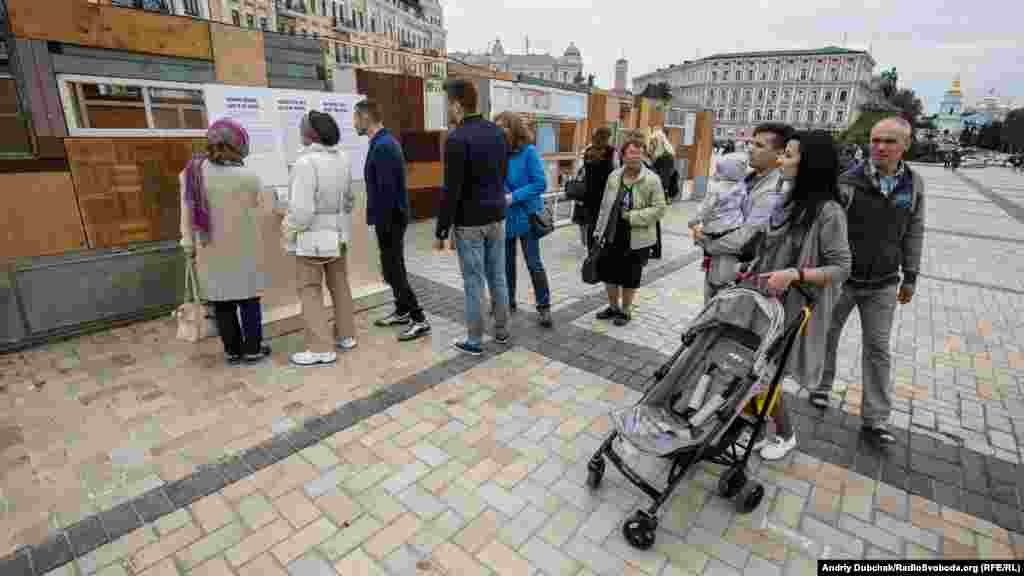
[435,79,510,355]
[355,99,430,341]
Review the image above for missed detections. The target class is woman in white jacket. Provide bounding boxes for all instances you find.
[284,111,356,366]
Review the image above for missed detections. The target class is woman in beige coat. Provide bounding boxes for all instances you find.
[180,118,269,364]
[283,111,356,367]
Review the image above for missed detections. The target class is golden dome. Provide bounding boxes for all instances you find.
[950,76,962,96]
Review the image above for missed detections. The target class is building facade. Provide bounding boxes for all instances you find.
[449,39,584,86]
[129,0,450,83]
[633,46,875,140]
[935,77,964,136]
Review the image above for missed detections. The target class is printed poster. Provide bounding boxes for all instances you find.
[319,94,368,178]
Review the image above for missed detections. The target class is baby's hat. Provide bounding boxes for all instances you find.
[715,153,749,181]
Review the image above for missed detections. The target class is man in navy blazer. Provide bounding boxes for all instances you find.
[355,99,430,342]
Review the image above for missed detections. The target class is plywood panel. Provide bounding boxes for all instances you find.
[65,137,204,249]
[0,172,87,258]
[407,161,442,190]
[211,24,268,87]
[409,186,442,221]
[6,0,213,61]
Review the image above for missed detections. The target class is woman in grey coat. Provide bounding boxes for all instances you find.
[180,118,270,364]
[745,130,852,460]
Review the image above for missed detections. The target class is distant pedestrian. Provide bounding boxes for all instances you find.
[284,111,356,366]
[815,117,926,445]
[354,99,431,342]
[591,131,667,326]
[435,79,511,356]
[180,119,270,365]
[580,127,617,249]
[494,111,553,328]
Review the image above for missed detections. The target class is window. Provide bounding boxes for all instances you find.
[756,88,764,102]
[824,91,832,103]
[730,109,737,121]
[231,10,240,26]
[806,110,815,123]
[743,89,751,103]
[783,88,791,102]
[717,109,723,120]
[246,14,254,28]
[821,110,830,123]
[809,90,818,103]
[769,89,777,102]
[753,109,761,122]
[60,76,207,136]
[260,17,268,29]
[712,71,718,82]
[799,68,807,81]
[313,32,319,39]
[730,89,737,104]
[831,67,840,81]
[0,76,34,154]
[773,67,780,81]
[836,110,845,123]
[780,110,787,122]
[796,89,804,104]
[839,90,848,103]
[766,109,774,121]
[747,69,755,81]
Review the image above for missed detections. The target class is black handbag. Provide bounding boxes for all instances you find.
[529,211,554,239]
[582,241,603,284]
[565,167,586,201]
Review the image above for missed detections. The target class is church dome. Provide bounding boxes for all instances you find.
[949,76,962,96]
[564,42,581,58]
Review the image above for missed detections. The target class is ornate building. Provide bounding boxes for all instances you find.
[936,77,964,135]
[449,39,585,86]
[633,46,875,139]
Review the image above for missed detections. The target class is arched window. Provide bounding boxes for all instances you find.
[769,89,777,102]
[748,68,755,81]
[712,71,718,82]
[757,88,765,101]
[824,91,833,103]
[839,90,848,103]
[807,110,815,123]
[753,109,762,122]
[766,109,774,121]
[821,110,830,123]
[779,110,787,122]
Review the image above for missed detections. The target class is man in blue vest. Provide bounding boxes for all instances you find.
[355,99,430,342]
[815,117,926,445]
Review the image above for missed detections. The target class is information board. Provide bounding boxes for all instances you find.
[489,80,587,120]
[203,85,368,188]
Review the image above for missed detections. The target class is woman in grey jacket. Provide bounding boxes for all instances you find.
[746,130,852,461]
[284,111,356,367]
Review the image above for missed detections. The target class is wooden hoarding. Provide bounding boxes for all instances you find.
[355,70,425,137]
[0,172,87,258]
[5,0,213,61]
[64,138,204,249]
[211,24,268,87]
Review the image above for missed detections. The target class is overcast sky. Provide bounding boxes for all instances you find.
[443,0,1022,115]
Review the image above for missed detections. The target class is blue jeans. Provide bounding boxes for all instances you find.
[506,233,551,310]
[454,222,509,347]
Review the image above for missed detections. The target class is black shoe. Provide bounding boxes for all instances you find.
[862,425,896,444]
[596,306,620,320]
[810,390,830,409]
[226,353,243,365]
[538,308,553,328]
[244,345,272,364]
[398,321,431,342]
[613,310,632,326]
[375,311,411,327]
[494,332,510,345]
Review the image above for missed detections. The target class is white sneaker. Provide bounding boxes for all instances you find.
[734,430,770,456]
[336,337,357,351]
[290,350,337,366]
[759,435,796,461]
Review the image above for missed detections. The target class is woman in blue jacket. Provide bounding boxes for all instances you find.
[495,112,552,327]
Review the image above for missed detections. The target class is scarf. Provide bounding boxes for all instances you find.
[184,118,250,244]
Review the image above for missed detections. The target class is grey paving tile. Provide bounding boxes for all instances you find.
[563,533,626,576]
[839,514,903,554]
[801,516,864,557]
[287,552,339,576]
[33,532,73,575]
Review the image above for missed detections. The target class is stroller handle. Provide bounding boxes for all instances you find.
[734,271,817,309]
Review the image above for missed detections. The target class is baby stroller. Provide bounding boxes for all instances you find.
[586,276,816,550]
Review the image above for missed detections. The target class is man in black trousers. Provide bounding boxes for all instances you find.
[355,99,430,341]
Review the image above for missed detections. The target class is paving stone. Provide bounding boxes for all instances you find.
[839,514,902,554]
[286,552,337,576]
[303,466,353,499]
[272,518,339,566]
[800,516,864,557]
[745,554,782,576]
[317,515,384,562]
[563,533,627,576]
[497,505,549,549]
[874,511,941,552]
[520,537,580,576]
[396,484,447,521]
[333,548,386,576]
[539,505,585,548]
[176,522,246,570]
[477,482,528,518]
[686,525,751,569]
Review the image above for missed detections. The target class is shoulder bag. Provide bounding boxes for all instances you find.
[581,179,629,285]
[564,166,587,201]
[175,259,218,343]
[295,160,342,259]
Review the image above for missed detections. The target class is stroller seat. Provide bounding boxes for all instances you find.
[611,334,758,457]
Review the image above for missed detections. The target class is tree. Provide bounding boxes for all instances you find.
[840,67,924,149]
[641,81,673,102]
[1004,108,1024,153]
[977,122,1003,151]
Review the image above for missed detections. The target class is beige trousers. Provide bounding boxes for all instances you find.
[296,250,355,353]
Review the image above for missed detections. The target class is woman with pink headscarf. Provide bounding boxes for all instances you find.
[180,118,270,365]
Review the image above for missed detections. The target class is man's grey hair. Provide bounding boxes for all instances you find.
[876,116,912,139]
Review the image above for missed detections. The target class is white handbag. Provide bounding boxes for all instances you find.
[295,159,344,258]
[175,259,218,343]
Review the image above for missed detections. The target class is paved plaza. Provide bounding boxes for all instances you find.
[3,165,1024,575]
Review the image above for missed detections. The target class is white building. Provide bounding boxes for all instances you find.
[449,38,585,86]
[634,46,876,140]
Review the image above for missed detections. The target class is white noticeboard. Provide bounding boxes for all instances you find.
[203,84,369,190]
[684,112,697,146]
[489,80,588,120]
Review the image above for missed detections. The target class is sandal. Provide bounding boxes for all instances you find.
[809,390,830,408]
[862,425,896,444]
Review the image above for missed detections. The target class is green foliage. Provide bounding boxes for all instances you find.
[641,82,673,102]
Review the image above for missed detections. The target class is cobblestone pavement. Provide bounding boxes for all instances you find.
[5,166,1024,575]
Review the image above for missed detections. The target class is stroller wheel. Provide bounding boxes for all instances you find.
[623,511,657,550]
[737,482,765,514]
[587,456,605,490]
[718,467,747,500]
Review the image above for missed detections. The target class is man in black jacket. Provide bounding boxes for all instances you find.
[356,99,430,342]
[815,117,926,445]
[435,79,510,356]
